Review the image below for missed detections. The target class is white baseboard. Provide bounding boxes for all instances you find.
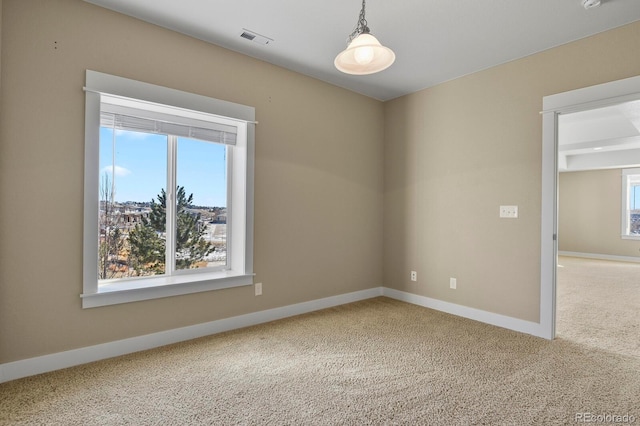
[382,288,546,338]
[559,251,640,263]
[0,287,383,384]
[1,286,549,383]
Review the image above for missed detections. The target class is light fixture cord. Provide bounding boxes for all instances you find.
[347,0,370,45]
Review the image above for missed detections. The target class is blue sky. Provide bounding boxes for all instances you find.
[99,128,227,207]
[633,186,640,210]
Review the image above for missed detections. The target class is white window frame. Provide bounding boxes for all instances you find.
[82,70,255,308]
[621,168,640,240]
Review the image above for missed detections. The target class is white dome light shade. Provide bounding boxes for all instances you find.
[334,33,395,75]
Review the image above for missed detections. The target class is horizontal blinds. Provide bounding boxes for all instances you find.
[100,94,237,145]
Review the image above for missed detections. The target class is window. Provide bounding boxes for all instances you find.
[83,71,255,308]
[621,168,640,239]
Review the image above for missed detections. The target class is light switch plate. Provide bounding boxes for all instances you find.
[499,205,518,218]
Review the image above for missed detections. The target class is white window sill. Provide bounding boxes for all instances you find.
[621,234,640,240]
[81,271,253,308]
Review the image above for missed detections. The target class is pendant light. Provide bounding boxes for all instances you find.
[334,0,395,75]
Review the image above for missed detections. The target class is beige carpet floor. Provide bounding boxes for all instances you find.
[1,279,638,424]
[557,255,640,357]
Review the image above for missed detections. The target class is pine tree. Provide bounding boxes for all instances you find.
[128,222,164,275]
[128,186,214,275]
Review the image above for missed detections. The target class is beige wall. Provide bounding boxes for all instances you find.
[559,169,640,257]
[0,0,2,92]
[384,21,640,322]
[0,0,384,363]
[2,0,640,366]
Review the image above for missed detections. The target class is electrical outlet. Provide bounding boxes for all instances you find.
[450,277,457,289]
[410,271,417,281]
[255,282,262,296]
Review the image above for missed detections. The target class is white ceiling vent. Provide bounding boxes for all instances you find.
[240,29,273,46]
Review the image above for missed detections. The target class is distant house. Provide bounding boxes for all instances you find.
[120,211,149,230]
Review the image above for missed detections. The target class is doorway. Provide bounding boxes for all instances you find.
[540,74,640,340]
[556,101,640,352]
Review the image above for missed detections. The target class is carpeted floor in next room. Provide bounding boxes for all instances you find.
[0,260,638,425]
[556,255,640,358]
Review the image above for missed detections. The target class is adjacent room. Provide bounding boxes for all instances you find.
[557,104,640,355]
[1,0,639,424]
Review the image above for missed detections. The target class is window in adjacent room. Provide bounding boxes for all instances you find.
[83,71,255,308]
[621,168,640,239]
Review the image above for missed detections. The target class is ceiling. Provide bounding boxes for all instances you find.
[84,0,640,101]
[84,0,640,171]
[559,100,640,172]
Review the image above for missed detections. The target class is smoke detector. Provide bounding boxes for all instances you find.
[582,0,601,9]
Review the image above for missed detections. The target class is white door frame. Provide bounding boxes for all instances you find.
[540,74,640,340]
